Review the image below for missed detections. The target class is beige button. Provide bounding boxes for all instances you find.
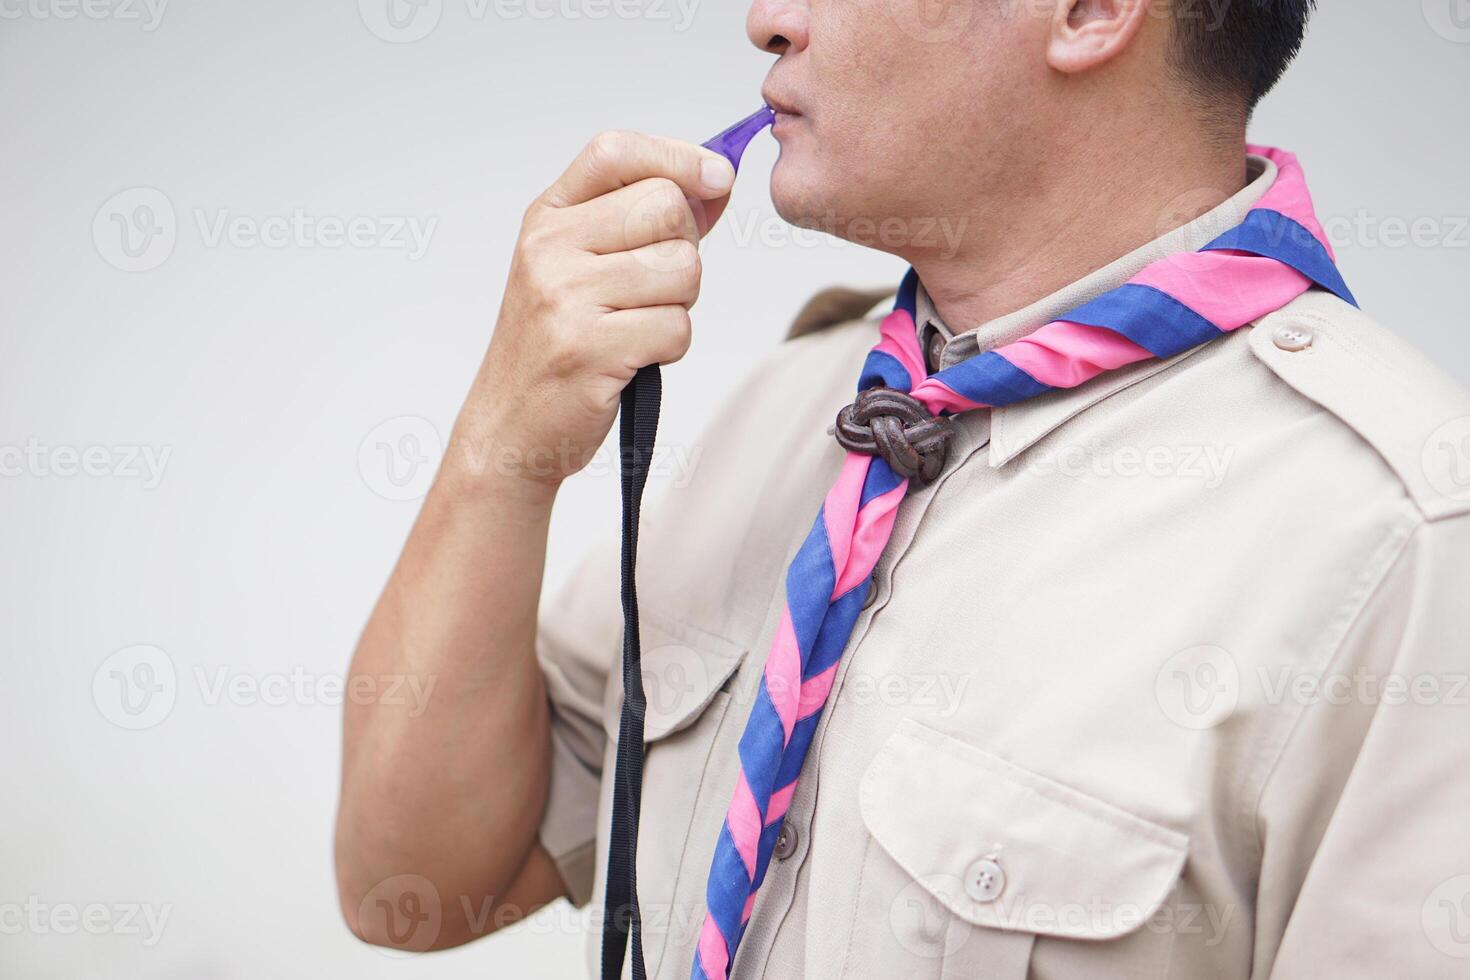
[862,582,879,609]
[963,856,1006,903]
[773,823,799,861]
[1272,323,1315,352]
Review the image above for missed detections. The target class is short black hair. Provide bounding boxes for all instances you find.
[1171,0,1317,110]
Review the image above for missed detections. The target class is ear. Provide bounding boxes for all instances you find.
[1044,0,1153,76]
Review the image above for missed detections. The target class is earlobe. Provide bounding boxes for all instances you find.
[1045,0,1151,76]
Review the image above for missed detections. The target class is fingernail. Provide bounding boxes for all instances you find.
[701,157,736,195]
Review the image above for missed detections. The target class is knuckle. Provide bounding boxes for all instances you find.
[647,178,686,214]
[521,249,572,298]
[542,320,588,369]
[586,129,633,168]
[635,181,692,243]
[666,237,700,270]
[670,242,702,287]
[661,308,694,362]
[518,214,556,255]
[670,306,693,341]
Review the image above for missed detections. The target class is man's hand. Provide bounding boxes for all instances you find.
[335,131,736,952]
[460,131,737,489]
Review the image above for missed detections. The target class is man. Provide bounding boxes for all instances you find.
[335,1,1470,977]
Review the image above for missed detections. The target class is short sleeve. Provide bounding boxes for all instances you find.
[535,534,621,907]
[1260,513,1470,976]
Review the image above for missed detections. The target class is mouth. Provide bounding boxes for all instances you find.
[761,86,802,123]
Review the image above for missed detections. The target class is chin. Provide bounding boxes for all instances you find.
[770,154,841,236]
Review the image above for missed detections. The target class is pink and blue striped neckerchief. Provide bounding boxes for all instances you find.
[689,146,1355,980]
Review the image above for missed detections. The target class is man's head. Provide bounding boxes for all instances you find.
[1172,0,1316,112]
[749,0,1316,262]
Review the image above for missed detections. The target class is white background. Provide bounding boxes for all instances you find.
[1,2,1467,977]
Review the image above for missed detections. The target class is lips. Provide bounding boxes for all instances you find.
[761,86,801,119]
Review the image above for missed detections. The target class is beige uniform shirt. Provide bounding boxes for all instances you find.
[533,154,1470,979]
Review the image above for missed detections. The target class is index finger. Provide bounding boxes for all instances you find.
[540,130,736,209]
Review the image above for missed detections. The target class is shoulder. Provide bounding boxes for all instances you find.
[784,285,894,342]
[1247,290,1470,522]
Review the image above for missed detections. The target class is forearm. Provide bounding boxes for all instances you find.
[334,127,734,947]
[335,443,562,940]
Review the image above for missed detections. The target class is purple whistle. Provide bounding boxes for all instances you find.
[702,105,775,173]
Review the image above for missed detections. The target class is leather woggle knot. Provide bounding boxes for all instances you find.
[833,386,956,484]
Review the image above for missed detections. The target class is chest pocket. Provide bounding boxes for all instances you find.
[853,718,1189,979]
[602,609,749,980]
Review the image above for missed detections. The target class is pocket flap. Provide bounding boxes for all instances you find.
[631,610,748,742]
[860,719,1189,941]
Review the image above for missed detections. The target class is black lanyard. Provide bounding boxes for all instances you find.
[601,362,660,980]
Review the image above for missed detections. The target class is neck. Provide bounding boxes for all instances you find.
[908,126,1248,331]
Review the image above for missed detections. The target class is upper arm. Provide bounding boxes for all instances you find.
[535,533,622,907]
[1260,514,1470,976]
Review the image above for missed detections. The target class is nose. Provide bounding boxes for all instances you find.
[747,0,809,54]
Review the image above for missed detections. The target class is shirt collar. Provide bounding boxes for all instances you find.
[914,152,1277,468]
